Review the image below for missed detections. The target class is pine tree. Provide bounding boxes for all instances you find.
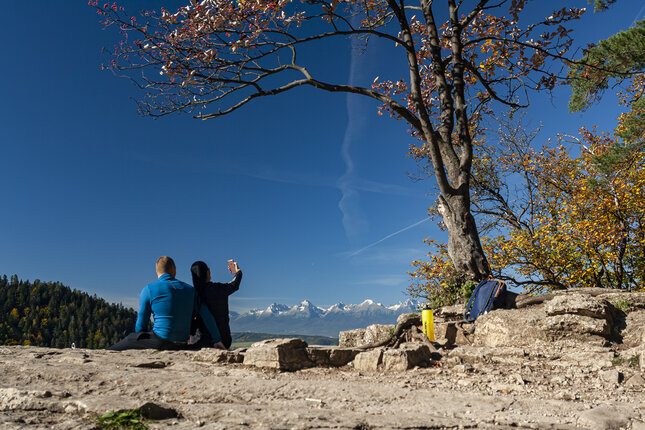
[569,19,645,114]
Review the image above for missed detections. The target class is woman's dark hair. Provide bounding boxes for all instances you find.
[191,261,210,290]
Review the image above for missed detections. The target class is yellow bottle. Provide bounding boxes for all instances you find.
[421,308,435,341]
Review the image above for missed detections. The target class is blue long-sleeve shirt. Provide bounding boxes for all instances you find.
[135,273,221,343]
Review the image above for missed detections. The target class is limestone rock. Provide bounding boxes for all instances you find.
[243,338,312,371]
[598,291,645,310]
[545,294,612,320]
[578,405,633,430]
[445,346,528,366]
[352,344,432,372]
[621,310,645,347]
[515,293,556,308]
[434,303,465,320]
[381,344,433,372]
[0,388,48,411]
[434,321,473,347]
[625,373,645,388]
[352,348,384,372]
[306,346,361,367]
[633,421,645,430]
[559,346,616,368]
[364,324,394,345]
[396,312,418,325]
[544,313,611,338]
[193,349,243,364]
[433,321,452,345]
[338,328,366,348]
[473,308,544,347]
[640,344,645,372]
[600,369,623,384]
[339,324,395,348]
[474,293,618,347]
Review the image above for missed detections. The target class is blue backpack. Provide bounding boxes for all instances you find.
[463,279,507,323]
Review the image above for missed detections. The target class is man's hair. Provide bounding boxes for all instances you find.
[156,256,176,275]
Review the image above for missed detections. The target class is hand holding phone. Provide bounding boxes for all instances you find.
[227,259,240,274]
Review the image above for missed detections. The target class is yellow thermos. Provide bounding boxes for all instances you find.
[421,308,435,341]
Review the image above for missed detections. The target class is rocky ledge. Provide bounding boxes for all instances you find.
[1,288,644,429]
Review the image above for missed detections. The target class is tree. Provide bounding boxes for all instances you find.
[588,0,617,13]
[478,123,644,292]
[92,0,586,280]
[409,105,645,304]
[568,1,644,147]
[568,20,645,113]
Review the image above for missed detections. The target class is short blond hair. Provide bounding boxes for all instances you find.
[156,256,176,275]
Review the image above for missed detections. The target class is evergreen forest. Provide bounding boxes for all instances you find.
[0,274,136,349]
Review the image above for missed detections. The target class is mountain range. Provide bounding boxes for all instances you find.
[229,299,418,337]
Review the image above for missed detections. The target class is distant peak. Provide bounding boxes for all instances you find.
[265,303,289,313]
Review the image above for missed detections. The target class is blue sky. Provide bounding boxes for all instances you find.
[1,1,643,312]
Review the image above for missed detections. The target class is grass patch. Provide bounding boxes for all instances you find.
[611,355,640,368]
[615,299,631,313]
[97,409,148,430]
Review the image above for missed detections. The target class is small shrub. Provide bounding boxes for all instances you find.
[97,409,148,430]
[629,355,640,368]
[417,270,477,309]
[615,299,631,313]
[611,355,640,368]
[459,280,477,302]
[408,239,477,309]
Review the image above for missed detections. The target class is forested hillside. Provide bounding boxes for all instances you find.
[0,275,136,349]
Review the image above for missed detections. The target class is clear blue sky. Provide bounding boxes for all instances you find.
[1,1,643,311]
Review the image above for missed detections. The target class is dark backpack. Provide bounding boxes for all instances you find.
[463,279,507,323]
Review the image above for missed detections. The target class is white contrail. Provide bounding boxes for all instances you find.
[346,218,430,257]
[337,7,367,239]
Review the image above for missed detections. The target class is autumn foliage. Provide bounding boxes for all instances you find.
[484,130,644,292]
[410,110,645,305]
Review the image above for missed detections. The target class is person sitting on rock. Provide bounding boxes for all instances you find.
[189,259,242,350]
[108,256,226,351]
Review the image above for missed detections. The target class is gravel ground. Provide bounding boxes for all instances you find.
[0,345,643,429]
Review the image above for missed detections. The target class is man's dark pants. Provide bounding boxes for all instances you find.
[107,331,185,351]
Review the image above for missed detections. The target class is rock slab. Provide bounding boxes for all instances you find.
[353,343,433,372]
[339,324,394,348]
[306,346,361,367]
[243,338,312,371]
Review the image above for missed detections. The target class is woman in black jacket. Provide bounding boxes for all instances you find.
[190,259,242,349]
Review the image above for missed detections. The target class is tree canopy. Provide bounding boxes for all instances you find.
[93,0,587,280]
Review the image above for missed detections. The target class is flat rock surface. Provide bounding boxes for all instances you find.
[1,345,644,429]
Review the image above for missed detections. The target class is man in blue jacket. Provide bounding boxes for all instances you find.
[108,256,225,350]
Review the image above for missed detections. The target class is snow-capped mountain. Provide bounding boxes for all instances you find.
[230,299,418,337]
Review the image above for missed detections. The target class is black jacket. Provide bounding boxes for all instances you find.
[194,271,242,349]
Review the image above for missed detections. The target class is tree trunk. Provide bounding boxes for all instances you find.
[438,193,491,281]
